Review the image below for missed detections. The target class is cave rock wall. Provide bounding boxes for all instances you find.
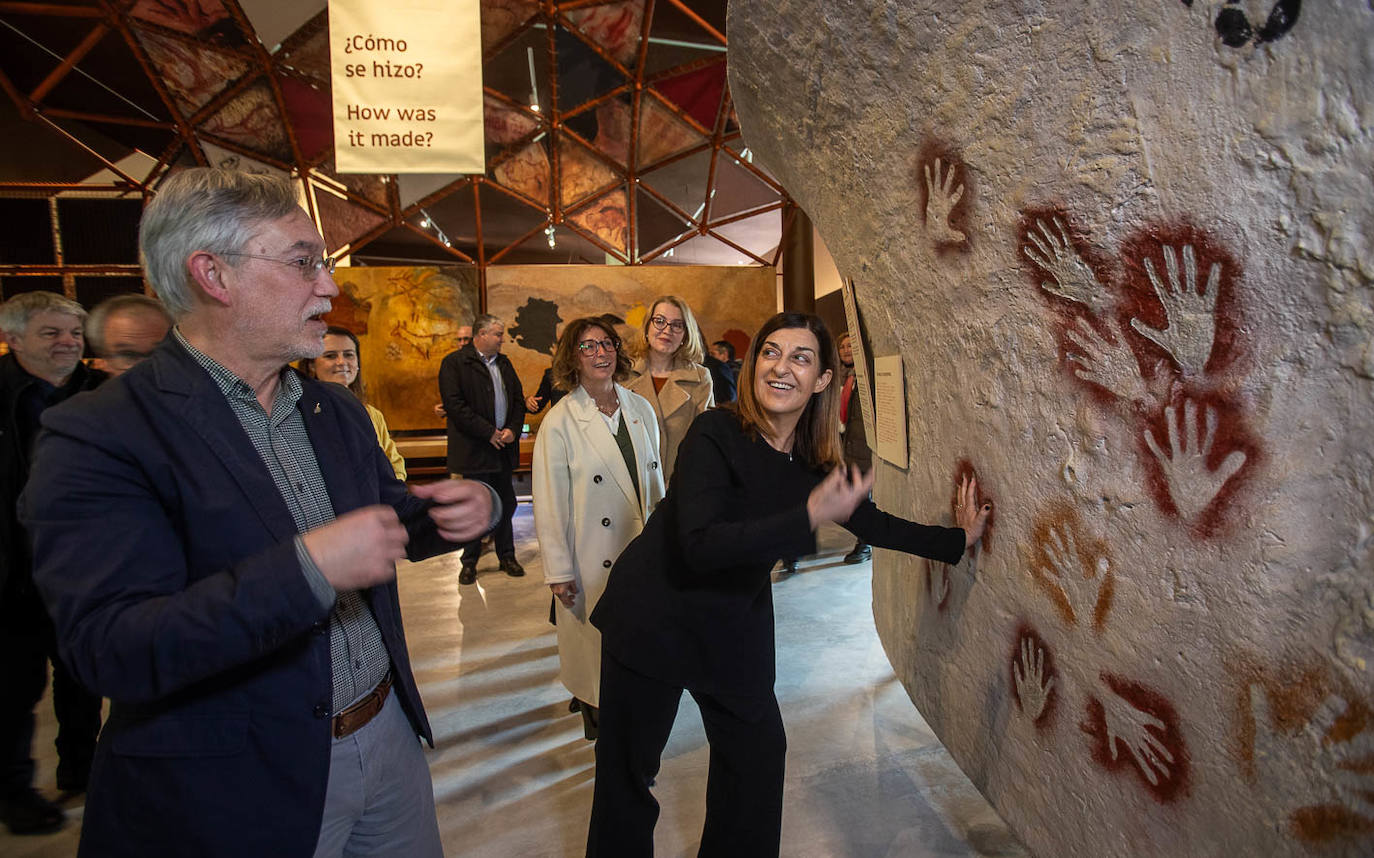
[729,2,1373,855]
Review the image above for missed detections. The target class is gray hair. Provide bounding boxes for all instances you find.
[139,168,301,319]
[85,293,173,355]
[0,291,86,337]
[472,313,503,334]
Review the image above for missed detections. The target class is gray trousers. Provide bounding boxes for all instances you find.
[313,691,444,858]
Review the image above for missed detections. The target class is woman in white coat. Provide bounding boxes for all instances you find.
[533,316,667,738]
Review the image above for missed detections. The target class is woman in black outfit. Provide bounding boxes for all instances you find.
[587,312,993,857]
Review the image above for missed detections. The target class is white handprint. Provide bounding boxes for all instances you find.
[1064,319,1149,405]
[1013,636,1055,722]
[1039,525,1109,628]
[1129,244,1220,376]
[923,158,966,245]
[1099,685,1176,786]
[1023,216,1110,312]
[1144,399,1247,521]
[1251,686,1374,818]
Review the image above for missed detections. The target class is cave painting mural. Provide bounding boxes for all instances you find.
[917,143,973,253]
[1085,674,1190,802]
[1019,208,1260,536]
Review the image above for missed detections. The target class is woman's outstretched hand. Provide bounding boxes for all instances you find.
[956,474,993,549]
[807,465,875,529]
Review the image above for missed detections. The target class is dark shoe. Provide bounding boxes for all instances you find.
[569,697,582,713]
[843,543,872,564]
[500,556,526,577]
[0,788,66,835]
[779,559,797,575]
[458,563,477,585]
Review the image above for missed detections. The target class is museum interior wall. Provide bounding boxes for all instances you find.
[728,1,1374,856]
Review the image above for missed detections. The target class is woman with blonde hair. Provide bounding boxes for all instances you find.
[533,317,666,738]
[301,326,406,480]
[625,295,713,481]
[586,312,993,856]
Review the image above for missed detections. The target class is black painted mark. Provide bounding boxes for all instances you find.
[1215,0,1301,48]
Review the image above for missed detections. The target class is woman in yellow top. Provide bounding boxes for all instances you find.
[303,326,407,480]
[624,295,714,481]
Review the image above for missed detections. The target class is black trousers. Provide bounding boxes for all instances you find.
[458,465,516,562]
[0,584,101,795]
[586,651,787,858]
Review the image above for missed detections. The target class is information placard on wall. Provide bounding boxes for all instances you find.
[329,0,485,174]
[873,354,908,468]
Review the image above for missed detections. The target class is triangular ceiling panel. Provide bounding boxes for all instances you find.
[276,20,330,85]
[314,189,387,252]
[651,61,725,131]
[555,25,629,127]
[478,183,548,255]
[566,185,628,256]
[485,27,549,110]
[637,93,707,167]
[588,96,631,169]
[484,95,541,147]
[129,0,248,48]
[277,74,331,162]
[558,133,620,209]
[481,0,540,54]
[643,1,726,77]
[707,151,781,222]
[236,0,324,54]
[639,147,711,219]
[710,208,781,261]
[135,30,250,118]
[492,140,551,207]
[312,160,389,208]
[32,27,172,123]
[416,183,477,252]
[635,185,691,258]
[562,1,644,70]
[201,79,292,163]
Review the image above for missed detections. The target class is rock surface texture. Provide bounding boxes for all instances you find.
[728,2,1373,855]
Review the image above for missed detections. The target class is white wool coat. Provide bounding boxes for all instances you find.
[532,384,666,706]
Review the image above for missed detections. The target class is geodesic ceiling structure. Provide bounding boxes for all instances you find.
[0,0,792,281]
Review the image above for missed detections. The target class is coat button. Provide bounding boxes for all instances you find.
[593,474,602,483]
[649,461,658,470]
[601,517,611,527]
[313,704,329,718]
[602,559,612,568]
[312,622,327,636]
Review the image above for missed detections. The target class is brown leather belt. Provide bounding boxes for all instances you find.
[332,674,393,739]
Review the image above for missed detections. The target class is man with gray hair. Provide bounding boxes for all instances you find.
[85,293,172,377]
[0,290,104,834]
[22,168,497,857]
[438,312,526,584]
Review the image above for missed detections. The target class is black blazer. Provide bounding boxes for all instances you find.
[22,337,454,858]
[592,409,965,697]
[438,344,526,474]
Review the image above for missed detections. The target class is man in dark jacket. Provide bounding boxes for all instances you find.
[0,291,104,834]
[22,168,498,858]
[439,314,527,584]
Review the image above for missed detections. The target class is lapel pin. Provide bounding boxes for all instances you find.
[314,402,322,414]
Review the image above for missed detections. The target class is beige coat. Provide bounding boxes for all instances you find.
[532,384,666,706]
[625,358,714,481]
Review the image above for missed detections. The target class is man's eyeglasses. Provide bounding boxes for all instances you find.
[222,252,338,281]
[576,339,618,355]
[649,315,685,333]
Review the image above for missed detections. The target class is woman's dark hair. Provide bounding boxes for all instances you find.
[300,325,366,403]
[550,317,632,391]
[728,312,843,470]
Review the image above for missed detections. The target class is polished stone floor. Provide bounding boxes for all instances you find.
[6,507,1027,858]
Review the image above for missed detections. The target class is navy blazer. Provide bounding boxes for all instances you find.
[22,337,453,858]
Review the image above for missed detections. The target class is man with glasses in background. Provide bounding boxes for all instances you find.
[438,313,526,585]
[22,168,498,858]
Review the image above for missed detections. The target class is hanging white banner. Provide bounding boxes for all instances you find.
[328,0,484,174]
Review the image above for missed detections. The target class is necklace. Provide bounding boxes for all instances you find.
[592,391,618,416]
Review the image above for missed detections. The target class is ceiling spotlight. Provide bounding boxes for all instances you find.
[530,104,540,113]
[420,216,431,228]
